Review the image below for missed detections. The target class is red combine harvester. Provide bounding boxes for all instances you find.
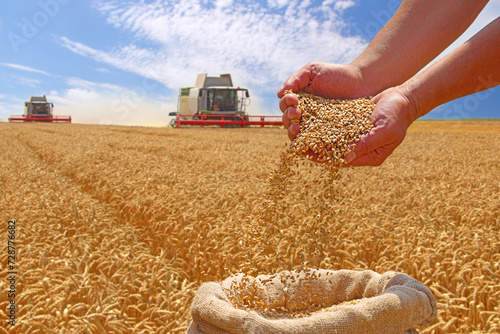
[9,95,71,123]
[169,74,282,128]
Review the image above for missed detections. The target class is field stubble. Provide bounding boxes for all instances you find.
[0,121,499,333]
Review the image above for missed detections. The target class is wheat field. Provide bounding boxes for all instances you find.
[0,121,499,333]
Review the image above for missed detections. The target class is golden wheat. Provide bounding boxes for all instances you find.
[0,121,499,333]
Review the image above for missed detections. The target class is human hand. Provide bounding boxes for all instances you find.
[278,62,370,141]
[344,87,417,166]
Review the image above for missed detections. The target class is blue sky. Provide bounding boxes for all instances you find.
[1,0,499,126]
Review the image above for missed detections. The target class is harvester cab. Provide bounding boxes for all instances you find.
[9,95,71,123]
[28,96,53,115]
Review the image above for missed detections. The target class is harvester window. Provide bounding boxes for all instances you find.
[212,90,236,112]
[33,104,49,115]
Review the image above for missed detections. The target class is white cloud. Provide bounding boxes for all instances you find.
[333,1,356,11]
[0,63,51,76]
[267,0,288,8]
[17,76,41,87]
[216,0,233,8]
[95,67,110,73]
[52,88,100,102]
[61,1,367,98]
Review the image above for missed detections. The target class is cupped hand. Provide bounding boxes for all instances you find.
[344,87,417,166]
[278,62,369,141]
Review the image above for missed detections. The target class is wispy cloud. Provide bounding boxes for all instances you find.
[63,77,128,93]
[95,67,111,73]
[0,63,51,76]
[60,0,367,96]
[333,0,356,11]
[17,77,41,87]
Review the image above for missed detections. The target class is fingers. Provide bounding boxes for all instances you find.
[343,150,357,165]
[278,62,321,142]
[346,147,391,166]
[280,93,301,140]
[279,93,298,113]
[336,132,389,167]
[343,127,386,166]
[281,97,300,129]
[288,123,300,140]
[282,107,300,138]
[283,106,300,122]
[347,132,378,162]
[284,107,300,140]
[282,107,300,128]
[344,129,387,166]
[344,125,403,167]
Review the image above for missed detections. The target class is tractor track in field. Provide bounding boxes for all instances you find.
[7,126,181,255]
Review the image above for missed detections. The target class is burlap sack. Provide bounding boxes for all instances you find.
[187,269,437,334]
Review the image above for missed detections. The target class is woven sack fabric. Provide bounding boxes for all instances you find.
[187,269,437,334]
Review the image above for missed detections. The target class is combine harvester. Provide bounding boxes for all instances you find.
[9,95,71,123]
[169,74,282,128]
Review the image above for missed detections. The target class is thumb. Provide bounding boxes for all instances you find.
[343,91,383,163]
[277,66,316,98]
[343,133,373,164]
[343,127,386,166]
[343,90,387,165]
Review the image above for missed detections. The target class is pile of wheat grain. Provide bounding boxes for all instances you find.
[0,121,498,333]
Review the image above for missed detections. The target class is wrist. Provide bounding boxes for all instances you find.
[392,84,421,126]
[395,77,433,123]
[343,63,375,97]
[348,61,393,97]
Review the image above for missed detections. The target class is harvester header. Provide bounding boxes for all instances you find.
[9,95,71,123]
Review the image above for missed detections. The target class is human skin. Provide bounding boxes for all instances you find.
[278,0,493,166]
[346,16,500,166]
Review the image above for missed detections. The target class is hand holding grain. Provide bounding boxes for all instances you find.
[278,62,371,141]
[345,87,416,166]
[279,77,416,167]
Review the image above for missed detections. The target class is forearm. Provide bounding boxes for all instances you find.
[400,17,500,121]
[351,0,489,95]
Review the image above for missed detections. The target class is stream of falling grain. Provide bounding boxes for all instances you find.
[230,91,375,317]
